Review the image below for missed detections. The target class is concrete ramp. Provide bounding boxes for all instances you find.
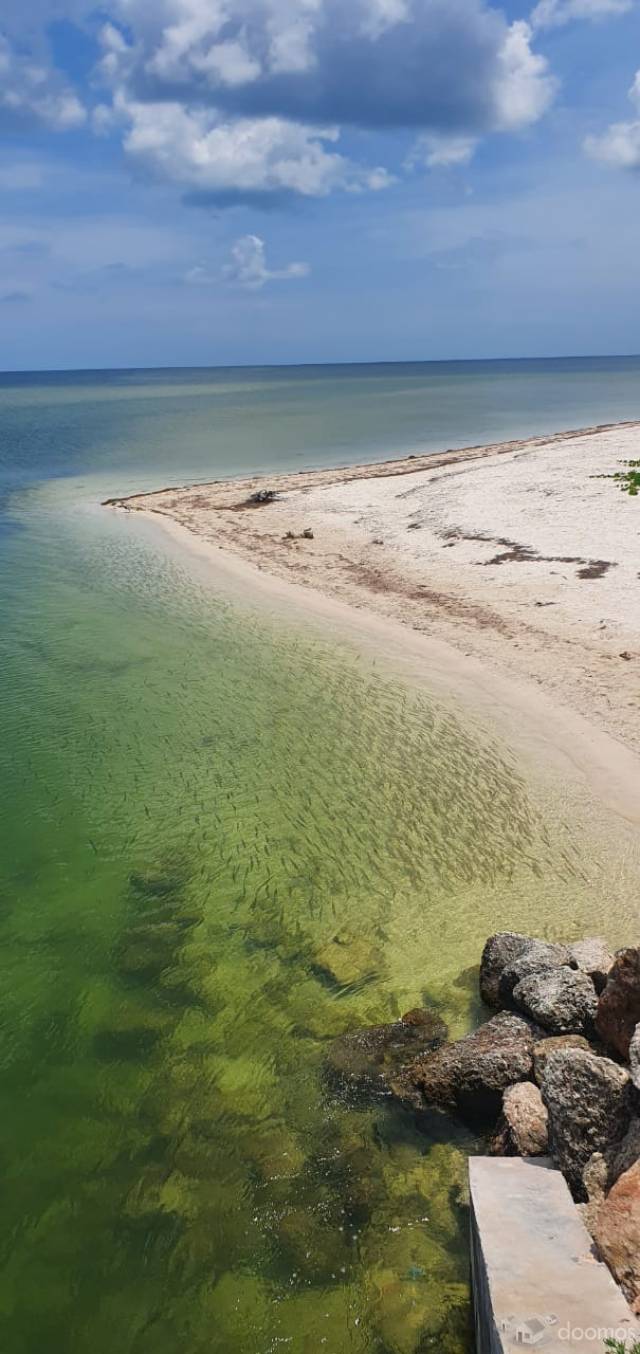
[469,1157,637,1354]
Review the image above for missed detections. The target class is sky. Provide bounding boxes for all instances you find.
[0,0,639,369]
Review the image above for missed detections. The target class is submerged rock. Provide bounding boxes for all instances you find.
[541,1047,632,1199]
[511,966,598,1035]
[596,949,640,1059]
[480,932,570,1008]
[490,1082,549,1157]
[532,1034,591,1085]
[277,1205,351,1284]
[568,937,614,994]
[311,929,383,989]
[326,1008,448,1099]
[593,1160,640,1311]
[392,1011,539,1128]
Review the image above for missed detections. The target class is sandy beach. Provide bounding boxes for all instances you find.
[107,420,640,802]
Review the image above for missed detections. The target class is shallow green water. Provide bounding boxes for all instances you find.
[1,364,639,1354]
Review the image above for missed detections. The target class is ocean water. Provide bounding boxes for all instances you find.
[1,359,639,1354]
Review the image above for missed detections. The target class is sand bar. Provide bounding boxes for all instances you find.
[105,421,640,824]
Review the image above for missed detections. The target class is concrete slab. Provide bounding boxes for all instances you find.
[469,1157,638,1354]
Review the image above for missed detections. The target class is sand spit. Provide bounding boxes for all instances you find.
[105,420,640,780]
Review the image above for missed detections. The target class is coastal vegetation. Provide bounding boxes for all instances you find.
[594,460,640,495]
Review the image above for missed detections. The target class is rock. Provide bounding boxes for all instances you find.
[310,929,383,988]
[392,1012,539,1128]
[541,1048,632,1198]
[533,1034,591,1086]
[498,946,572,1008]
[511,967,598,1035]
[593,1161,640,1309]
[480,933,567,1008]
[490,1082,548,1156]
[610,1119,640,1185]
[568,937,614,994]
[630,1023,640,1092]
[577,1152,610,1235]
[326,1008,448,1099]
[596,948,640,1059]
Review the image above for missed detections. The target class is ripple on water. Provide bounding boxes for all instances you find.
[0,498,638,1354]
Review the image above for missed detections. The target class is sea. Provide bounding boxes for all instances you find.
[1,357,639,1354]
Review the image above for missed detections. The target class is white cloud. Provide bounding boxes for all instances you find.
[184,235,310,289]
[0,33,85,130]
[531,0,633,30]
[408,132,479,169]
[109,91,389,198]
[491,21,557,132]
[584,68,640,168]
[88,0,555,202]
[223,234,310,287]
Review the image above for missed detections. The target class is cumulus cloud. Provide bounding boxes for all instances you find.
[584,69,640,168]
[0,32,85,131]
[531,0,633,29]
[88,0,554,200]
[223,234,310,287]
[185,235,309,288]
[491,21,556,132]
[107,92,389,199]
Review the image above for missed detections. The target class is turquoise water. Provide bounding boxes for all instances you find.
[1,360,639,1354]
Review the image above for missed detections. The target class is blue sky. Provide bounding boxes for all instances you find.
[1,0,639,369]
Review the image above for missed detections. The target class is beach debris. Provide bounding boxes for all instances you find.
[372,537,384,545]
[281,526,314,541]
[246,488,280,506]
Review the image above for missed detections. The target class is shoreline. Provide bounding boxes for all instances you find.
[104,419,640,828]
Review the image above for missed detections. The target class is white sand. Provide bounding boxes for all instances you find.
[106,422,640,815]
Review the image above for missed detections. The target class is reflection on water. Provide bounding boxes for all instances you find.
[1,487,638,1354]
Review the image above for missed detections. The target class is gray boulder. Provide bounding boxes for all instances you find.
[541,1047,632,1199]
[392,1011,540,1129]
[568,937,614,994]
[498,946,572,1008]
[512,967,598,1035]
[532,1034,591,1086]
[629,1023,640,1092]
[490,1081,549,1157]
[480,932,570,1008]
